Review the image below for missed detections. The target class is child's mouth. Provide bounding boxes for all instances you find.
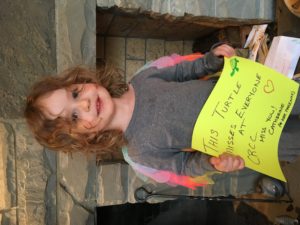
[96,97,101,115]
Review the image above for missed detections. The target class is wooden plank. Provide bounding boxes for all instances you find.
[96,11,114,35]
[107,15,139,37]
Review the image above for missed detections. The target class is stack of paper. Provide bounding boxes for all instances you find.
[264,36,300,79]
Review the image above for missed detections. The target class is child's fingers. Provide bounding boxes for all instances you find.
[232,157,240,169]
[221,154,244,171]
[236,156,245,170]
[220,154,234,172]
[209,153,245,172]
[209,155,230,172]
[220,46,235,57]
[231,155,245,170]
[213,44,235,58]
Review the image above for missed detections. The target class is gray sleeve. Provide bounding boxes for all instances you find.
[182,151,217,176]
[151,51,224,82]
[136,150,217,177]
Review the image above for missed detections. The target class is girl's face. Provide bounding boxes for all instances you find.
[37,83,115,134]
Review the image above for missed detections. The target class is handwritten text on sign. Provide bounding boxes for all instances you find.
[192,57,299,182]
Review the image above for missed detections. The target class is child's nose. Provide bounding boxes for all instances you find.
[78,99,90,112]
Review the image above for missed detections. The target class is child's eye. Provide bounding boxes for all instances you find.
[72,89,79,99]
[71,111,79,122]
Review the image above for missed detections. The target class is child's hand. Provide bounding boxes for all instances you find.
[209,153,244,172]
[212,44,235,58]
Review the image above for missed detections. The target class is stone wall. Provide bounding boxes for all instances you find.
[0,0,56,224]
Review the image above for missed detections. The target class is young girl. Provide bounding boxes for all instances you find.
[24,44,300,188]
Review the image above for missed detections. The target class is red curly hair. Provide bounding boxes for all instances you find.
[24,65,128,160]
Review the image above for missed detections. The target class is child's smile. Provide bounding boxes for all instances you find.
[96,96,102,116]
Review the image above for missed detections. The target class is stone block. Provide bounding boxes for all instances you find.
[126,60,145,82]
[0,122,17,225]
[66,0,88,62]
[0,120,55,225]
[165,40,183,56]
[183,40,194,55]
[146,39,165,62]
[126,38,145,60]
[14,121,54,225]
[0,0,56,119]
[70,205,92,225]
[56,0,96,68]
[57,152,97,225]
[58,183,94,224]
[105,37,126,70]
[58,212,70,225]
[96,163,128,205]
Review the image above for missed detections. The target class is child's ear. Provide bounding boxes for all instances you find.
[81,120,93,129]
[73,121,98,136]
[75,124,89,134]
